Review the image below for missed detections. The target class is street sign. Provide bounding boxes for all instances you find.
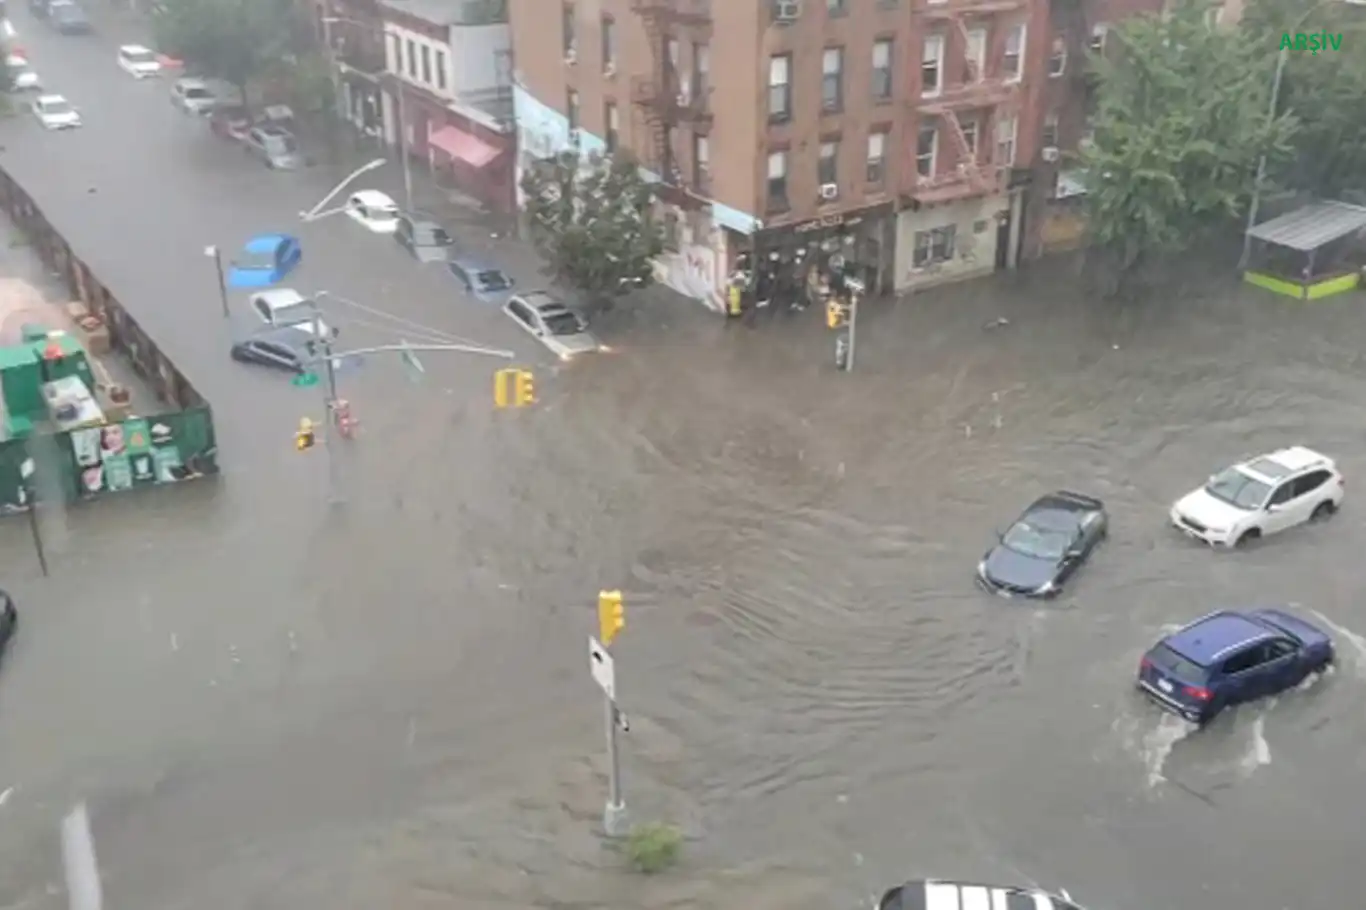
[292,372,319,387]
[589,636,615,701]
[399,340,424,382]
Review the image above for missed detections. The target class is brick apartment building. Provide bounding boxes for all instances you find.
[508,0,1162,309]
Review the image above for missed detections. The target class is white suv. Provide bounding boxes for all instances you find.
[1171,446,1344,548]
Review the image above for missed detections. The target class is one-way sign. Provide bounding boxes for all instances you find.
[589,636,615,701]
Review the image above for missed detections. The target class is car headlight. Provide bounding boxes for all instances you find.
[976,560,987,576]
[1036,580,1057,594]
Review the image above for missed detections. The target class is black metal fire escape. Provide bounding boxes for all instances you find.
[630,0,712,206]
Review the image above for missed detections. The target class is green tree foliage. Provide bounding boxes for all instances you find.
[150,0,295,101]
[1079,1,1296,285]
[520,152,666,310]
[1241,0,1366,196]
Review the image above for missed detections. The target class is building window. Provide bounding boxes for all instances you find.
[866,130,887,184]
[1049,37,1066,76]
[567,89,580,139]
[692,43,710,102]
[966,28,986,82]
[1089,24,1109,53]
[420,44,431,84]
[563,3,576,57]
[827,0,847,15]
[995,114,1017,166]
[435,50,447,90]
[768,54,791,121]
[767,150,789,211]
[913,225,956,267]
[818,139,839,188]
[387,33,400,71]
[693,133,710,189]
[961,117,979,159]
[1003,25,1025,82]
[604,101,619,151]
[406,39,417,78]
[921,35,943,97]
[871,39,892,100]
[821,47,843,112]
[1041,111,1059,149]
[916,122,937,178]
[602,15,616,71]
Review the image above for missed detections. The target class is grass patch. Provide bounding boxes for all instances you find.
[624,822,682,874]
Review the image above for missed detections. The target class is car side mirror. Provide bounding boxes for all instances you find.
[1266,503,1281,512]
[1066,548,1083,560]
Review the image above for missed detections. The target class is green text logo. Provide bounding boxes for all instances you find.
[1280,31,1343,55]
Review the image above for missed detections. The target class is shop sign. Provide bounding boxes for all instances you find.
[790,202,893,235]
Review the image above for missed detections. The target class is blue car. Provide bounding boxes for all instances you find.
[447,256,513,300]
[227,233,302,288]
[1138,608,1334,725]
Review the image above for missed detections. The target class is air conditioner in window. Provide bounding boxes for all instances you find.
[819,183,838,200]
[564,48,577,64]
[1041,146,1060,162]
[604,62,616,77]
[774,0,802,22]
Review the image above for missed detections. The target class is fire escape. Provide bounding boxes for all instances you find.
[909,0,1027,205]
[630,0,713,208]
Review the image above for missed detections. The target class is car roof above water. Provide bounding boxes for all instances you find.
[1162,611,1275,666]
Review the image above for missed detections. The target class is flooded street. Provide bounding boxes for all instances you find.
[1,11,1366,910]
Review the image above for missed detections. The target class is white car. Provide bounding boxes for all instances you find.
[1171,445,1344,548]
[877,878,1088,910]
[344,190,400,233]
[169,77,216,114]
[31,94,80,129]
[117,44,162,79]
[6,55,40,91]
[248,289,335,338]
[503,291,601,361]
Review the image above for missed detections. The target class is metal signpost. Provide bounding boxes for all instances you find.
[17,457,45,577]
[203,245,230,318]
[590,635,628,836]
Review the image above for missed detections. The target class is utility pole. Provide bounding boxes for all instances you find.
[395,79,413,211]
[204,245,229,318]
[593,590,628,836]
[845,277,864,373]
[17,457,46,577]
[312,309,342,506]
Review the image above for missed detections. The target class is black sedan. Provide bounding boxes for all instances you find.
[229,325,314,374]
[0,589,17,662]
[976,491,1107,598]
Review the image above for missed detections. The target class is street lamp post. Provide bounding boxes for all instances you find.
[203,245,229,318]
[1241,0,1366,268]
[321,15,414,212]
[299,156,386,221]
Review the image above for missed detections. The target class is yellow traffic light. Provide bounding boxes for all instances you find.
[515,370,535,407]
[598,589,624,646]
[826,300,846,329]
[295,417,316,451]
[494,368,512,408]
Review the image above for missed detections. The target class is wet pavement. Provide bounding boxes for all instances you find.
[2,10,1366,910]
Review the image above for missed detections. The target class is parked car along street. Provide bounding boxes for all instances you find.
[344,190,400,233]
[503,290,600,360]
[877,879,1087,910]
[1138,608,1334,725]
[394,213,454,262]
[242,124,305,169]
[30,92,78,128]
[976,491,1107,598]
[248,288,334,337]
[116,44,160,78]
[5,53,40,90]
[45,0,87,33]
[229,325,315,374]
[227,233,302,288]
[207,103,251,141]
[447,256,514,300]
[169,76,217,115]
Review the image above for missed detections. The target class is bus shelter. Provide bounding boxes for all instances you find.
[1243,200,1366,300]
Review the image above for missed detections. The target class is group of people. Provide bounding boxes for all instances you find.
[725,245,864,325]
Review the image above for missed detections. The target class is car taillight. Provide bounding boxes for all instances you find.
[1185,685,1212,701]
[1139,656,1153,672]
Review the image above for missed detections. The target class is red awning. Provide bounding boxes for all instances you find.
[429,125,502,169]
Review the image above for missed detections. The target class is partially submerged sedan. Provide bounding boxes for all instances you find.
[976,490,1107,598]
[878,879,1088,910]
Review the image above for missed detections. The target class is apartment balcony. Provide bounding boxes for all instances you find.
[913,78,1020,116]
[908,163,1009,205]
[631,75,713,127]
[918,0,1028,19]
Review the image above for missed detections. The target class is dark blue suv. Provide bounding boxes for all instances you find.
[1137,608,1334,725]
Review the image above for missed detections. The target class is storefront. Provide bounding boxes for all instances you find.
[750,203,896,299]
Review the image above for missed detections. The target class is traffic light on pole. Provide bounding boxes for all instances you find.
[295,417,316,451]
[494,368,512,408]
[826,300,847,329]
[514,369,535,407]
[598,589,624,646]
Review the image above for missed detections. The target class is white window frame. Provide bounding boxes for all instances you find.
[960,116,979,160]
[871,39,893,99]
[866,130,887,183]
[995,115,1017,167]
[767,150,789,206]
[1003,24,1025,83]
[563,3,576,56]
[602,16,616,70]
[768,54,791,120]
[694,133,710,187]
[818,139,839,187]
[1049,37,1067,76]
[1041,111,1059,149]
[921,35,944,98]
[965,28,986,82]
[916,123,937,179]
[822,47,844,112]
[913,225,956,267]
[1089,24,1109,53]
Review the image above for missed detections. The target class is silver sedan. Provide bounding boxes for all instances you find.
[503,291,601,361]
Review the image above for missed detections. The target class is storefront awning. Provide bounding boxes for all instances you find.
[1246,200,1366,252]
[429,125,502,169]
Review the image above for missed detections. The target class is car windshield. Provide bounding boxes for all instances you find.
[543,311,583,336]
[369,205,397,219]
[40,99,72,115]
[183,87,211,99]
[271,302,315,327]
[238,248,278,270]
[1148,642,1207,681]
[1204,467,1271,510]
[476,270,510,290]
[415,226,451,245]
[125,49,155,64]
[1001,521,1073,560]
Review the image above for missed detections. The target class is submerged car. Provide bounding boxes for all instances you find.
[243,124,306,169]
[1170,446,1343,548]
[5,54,40,91]
[47,0,89,33]
[230,325,314,374]
[227,233,302,288]
[117,44,161,78]
[877,878,1088,910]
[248,288,334,337]
[209,103,251,140]
[1138,608,1333,725]
[447,256,513,299]
[169,76,217,114]
[31,93,79,129]
[394,213,454,262]
[503,291,600,360]
[344,190,400,233]
[976,491,1107,598]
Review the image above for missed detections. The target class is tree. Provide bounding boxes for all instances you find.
[1241,0,1366,196]
[520,152,666,312]
[1078,0,1296,290]
[150,0,295,103]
